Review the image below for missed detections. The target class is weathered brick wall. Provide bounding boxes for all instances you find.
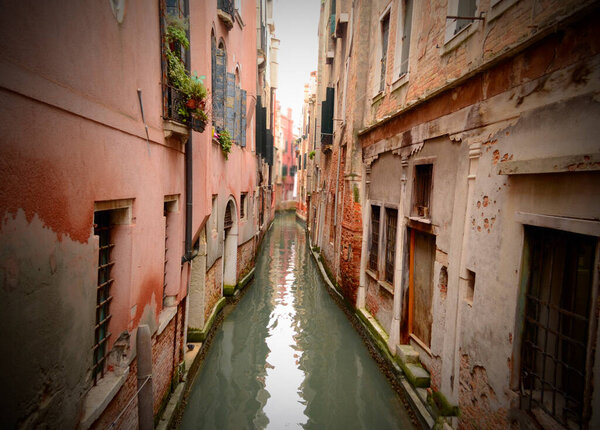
[366,0,596,131]
[458,352,512,430]
[339,181,362,304]
[205,258,222,322]
[365,277,393,333]
[90,361,138,430]
[151,302,185,416]
[236,238,255,280]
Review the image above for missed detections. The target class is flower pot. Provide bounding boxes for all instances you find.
[191,115,206,133]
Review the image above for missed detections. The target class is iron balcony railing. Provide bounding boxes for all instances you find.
[163,84,188,125]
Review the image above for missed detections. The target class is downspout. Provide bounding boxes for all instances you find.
[182,0,194,264]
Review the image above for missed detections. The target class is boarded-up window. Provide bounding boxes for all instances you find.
[520,226,596,428]
[369,205,380,273]
[413,164,433,218]
[385,208,398,284]
[410,229,435,347]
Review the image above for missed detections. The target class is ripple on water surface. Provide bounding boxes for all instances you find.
[180,213,414,429]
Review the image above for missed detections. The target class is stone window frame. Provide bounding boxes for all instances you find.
[81,198,134,429]
[367,200,400,294]
[512,220,600,429]
[410,158,435,221]
[371,2,393,101]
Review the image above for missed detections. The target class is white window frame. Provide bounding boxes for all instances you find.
[443,0,480,54]
[391,0,414,91]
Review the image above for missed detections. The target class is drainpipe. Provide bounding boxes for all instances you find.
[182,135,193,263]
[182,0,194,263]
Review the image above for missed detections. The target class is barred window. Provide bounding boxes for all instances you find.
[93,210,114,384]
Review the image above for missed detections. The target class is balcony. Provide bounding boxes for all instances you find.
[217,0,234,29]
[163,84,189,140]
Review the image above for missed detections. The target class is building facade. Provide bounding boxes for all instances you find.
[0,0,277,428]
[305,0,600,428]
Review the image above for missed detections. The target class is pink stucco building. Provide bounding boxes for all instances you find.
[0,0,275,428]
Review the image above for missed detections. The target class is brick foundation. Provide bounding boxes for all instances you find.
[205,258,222,322]
[236,238,255,280]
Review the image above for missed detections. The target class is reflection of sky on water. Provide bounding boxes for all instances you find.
[263,241,308,428]
[180,213,414,430]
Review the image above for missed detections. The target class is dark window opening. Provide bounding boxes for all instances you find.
[369,205,381,273]
[520,226,596,429]
[240,193,247,219]
[413,163,433,218]
[380,13,390,93]
[385,208,398,284]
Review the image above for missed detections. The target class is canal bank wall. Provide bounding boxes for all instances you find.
[307,239,440,430]
[157,219,274,429]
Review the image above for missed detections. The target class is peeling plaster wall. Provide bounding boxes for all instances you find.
[0,211,96,428]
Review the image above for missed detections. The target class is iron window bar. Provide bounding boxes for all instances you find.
[385,209,398,284]
[446,15,484,20]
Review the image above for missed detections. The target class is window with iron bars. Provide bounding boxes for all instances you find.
[93,210,114,384]
[520,226,597,429]
[385,208,398,284]
[369,205,380,273]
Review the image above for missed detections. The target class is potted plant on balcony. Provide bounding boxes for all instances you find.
[165,15,209,132]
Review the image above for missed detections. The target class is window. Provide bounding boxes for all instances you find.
[240,193,247,219]
[163,198,177,301]
[397,0,413,77]
[385,208,398,284]
[212,40,227,130]
[379,13,390,93]
[282,165,288,177]
[369,205,381,272]
[520,226,597,428]
[329,193,336,243]
[93,210,114,384]
[455,0,477,34]
[413,163,433,218]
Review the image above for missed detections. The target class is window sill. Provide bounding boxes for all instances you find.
[442,20,480,56]
[157,305,178,336]
[378,279,394,295]
[391,73,409,93]
[408,216,431,224]
[371,91,384,104]
[80,367,129,429]
[365,268,379,281]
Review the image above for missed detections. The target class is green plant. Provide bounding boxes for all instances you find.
[308,150,316,159]
[218,129,233,159]
[164,17,208,124]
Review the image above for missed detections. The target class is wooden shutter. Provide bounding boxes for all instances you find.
[213,49,226,129]
[241,90,247,147]
[225,72,235,135]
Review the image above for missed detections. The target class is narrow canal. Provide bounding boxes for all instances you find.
[180,213,415,429]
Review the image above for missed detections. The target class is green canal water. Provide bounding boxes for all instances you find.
[180,212,415,429]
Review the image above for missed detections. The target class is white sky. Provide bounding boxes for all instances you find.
[273,0,321,134]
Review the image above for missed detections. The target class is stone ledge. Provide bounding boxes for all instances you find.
[356,307,390,356]
[157,306,178,336]
[396,344,420,364]
[80,368,129,429]
[403,363,430,388]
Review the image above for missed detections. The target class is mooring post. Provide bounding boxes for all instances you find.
[137,324,153,430]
